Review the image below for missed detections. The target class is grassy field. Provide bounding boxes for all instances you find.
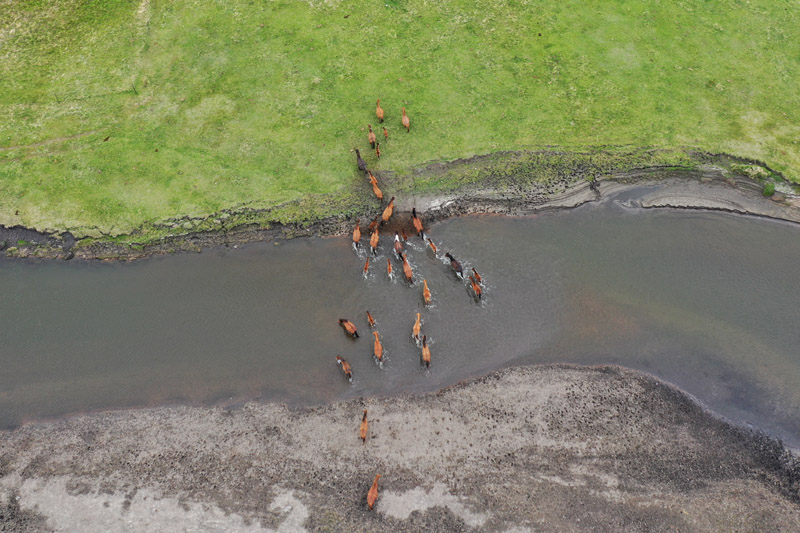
[2,0,799,239]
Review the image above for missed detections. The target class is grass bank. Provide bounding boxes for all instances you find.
[2,0,799,244]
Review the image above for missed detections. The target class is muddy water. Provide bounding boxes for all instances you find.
[1,202,799,445]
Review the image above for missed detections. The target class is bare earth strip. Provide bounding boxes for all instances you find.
[1,365,798,531]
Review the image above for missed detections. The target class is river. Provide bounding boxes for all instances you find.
[2,200,799,446]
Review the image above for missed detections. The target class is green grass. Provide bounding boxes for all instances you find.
[2,0,799,239]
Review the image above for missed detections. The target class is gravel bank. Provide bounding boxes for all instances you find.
[1,364,798,531]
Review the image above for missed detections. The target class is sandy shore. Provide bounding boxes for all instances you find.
[406,164,800,225]
[1,364,798,531]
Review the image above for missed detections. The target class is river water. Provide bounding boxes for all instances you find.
[2,200,799,445]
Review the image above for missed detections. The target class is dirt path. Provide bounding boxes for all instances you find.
[1,364,798,531]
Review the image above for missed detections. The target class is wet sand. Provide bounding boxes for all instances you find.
[1,365,799,531]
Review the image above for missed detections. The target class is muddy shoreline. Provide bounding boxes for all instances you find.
[2,150,797,261]
[1,364,798,531]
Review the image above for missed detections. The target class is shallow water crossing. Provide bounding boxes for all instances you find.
[1,201,799,446]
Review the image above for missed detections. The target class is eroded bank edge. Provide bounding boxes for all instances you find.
[1,148,797,261]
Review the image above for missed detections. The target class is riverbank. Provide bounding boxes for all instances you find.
[1,364,798,531]
[5,1,800,244]
[2,149,798,261]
